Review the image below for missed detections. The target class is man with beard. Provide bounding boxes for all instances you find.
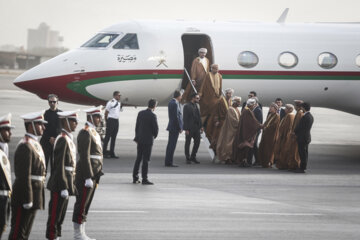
[287,100,304,170]
[206,88,233,151]
[216,97,241,164]
[199,64,222,123]
[233,98,263,167]
[275,104,295,170]
[182,48,210,102]
[258,103,280,168]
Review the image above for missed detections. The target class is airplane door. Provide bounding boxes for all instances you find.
[181,34,213,89]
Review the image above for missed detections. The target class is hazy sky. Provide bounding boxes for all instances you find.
[1,0,360,49]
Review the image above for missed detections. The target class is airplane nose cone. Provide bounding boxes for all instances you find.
[13,68,49,99]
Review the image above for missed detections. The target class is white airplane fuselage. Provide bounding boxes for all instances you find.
[14,20,360,115]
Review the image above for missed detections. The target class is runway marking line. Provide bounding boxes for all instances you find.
[230,212,323,216]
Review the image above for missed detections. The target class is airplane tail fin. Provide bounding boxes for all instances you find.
[277,8,289,23]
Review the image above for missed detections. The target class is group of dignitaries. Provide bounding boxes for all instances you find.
[0,96,104,239]
[164,47,314,175]
[0,47,315,239]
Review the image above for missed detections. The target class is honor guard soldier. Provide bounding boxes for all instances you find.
[0,114,14,239]
[8,111,47,240]
[46,110,79,240]
[73,107,104,240]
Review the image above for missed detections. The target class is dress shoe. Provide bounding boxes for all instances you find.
[294,168,305,173]
[110,155,119,159]
[165,164,178,167]
[190,158,200,164]
[142,180,154,185]
[133,179,141,184]
[186,157,191,164]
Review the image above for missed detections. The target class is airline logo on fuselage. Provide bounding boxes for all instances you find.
[117,55,137,63]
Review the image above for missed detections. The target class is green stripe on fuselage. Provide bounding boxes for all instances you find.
[67,72,360,99]
[67,74,183,99]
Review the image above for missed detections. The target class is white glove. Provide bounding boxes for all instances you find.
[85,178,94,188]
[61,189,69,199]
[23,202,33,209]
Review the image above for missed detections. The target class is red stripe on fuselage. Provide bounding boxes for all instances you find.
[14,69,360,106]
[14,69,183,106]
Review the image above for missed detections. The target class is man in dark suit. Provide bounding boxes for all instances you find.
[183,93,203,164]
[242,91,262,111]
[294,102,314,173]
[40,94,62,174]
[248,97,263,166]
[165,91,183,167]
[275,98,286,120]
[133,99,159,185]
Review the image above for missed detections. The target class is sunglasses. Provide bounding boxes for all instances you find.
[49,101,57,104]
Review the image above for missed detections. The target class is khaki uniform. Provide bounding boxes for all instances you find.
[72,123,103,224]
[0,148,11,238]
[9,134,46,240]
[46,130,77,239]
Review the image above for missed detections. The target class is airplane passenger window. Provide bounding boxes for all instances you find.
[238,51,258,68]
[279,52,298,69]
[113,33,139,49]
[356,55,360,67]
[318,52,337,69]
[81,33,119,48]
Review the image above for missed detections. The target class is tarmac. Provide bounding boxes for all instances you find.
[1,72,360,239]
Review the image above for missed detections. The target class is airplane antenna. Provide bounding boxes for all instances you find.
[277,8,289,23]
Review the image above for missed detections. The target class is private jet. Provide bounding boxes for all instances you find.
[14,14,360,115]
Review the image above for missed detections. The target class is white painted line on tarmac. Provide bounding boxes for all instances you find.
[67,210,147,213]
[230,212,323,216]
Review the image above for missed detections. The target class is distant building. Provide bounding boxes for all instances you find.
[27,22,65,55]
[0,23,67,69]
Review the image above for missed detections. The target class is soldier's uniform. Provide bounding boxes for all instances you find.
[46,111,78,240]
[8,112,47,240]
[72,107,103,240]
[0,114,14,239]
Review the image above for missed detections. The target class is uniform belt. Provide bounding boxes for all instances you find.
[65,166,74,171]
[31,175,45,181]
[0,190,10,196]
[90,155,102,160]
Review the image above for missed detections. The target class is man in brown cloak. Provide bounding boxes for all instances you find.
[199,64,222,123]
[258,103,280,168]
[206,88,233,150]
[273,104,295,169]
[287,100,304,170]
[182,48,210,102]
[232,98,263,167]
[216,96,241,163]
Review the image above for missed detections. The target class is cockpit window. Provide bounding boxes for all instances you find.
[81,33,119,48]
[113,33,139,49]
